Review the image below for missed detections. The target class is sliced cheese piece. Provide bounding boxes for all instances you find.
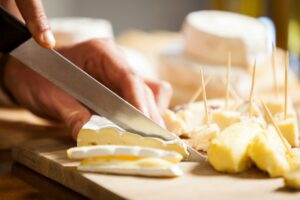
[284,168,300,189]
[273,113,299,147]
[248,126,290,177]
[189,124,220,152]
[67,145,183,163]
[208,121,263,173]
[211,110,240,130]
[77,115,189,158]
[182,10,271,69]
[78,157,183,177]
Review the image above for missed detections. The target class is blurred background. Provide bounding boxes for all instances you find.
[42,0,295,51]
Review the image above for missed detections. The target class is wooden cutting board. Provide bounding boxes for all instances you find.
[12,137,300,200]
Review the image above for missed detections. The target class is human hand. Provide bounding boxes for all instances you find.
[14,0,56,48]
[3,39,172,139]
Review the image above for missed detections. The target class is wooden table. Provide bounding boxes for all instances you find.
[0,107,81,200]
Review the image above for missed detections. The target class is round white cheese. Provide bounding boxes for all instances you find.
[182,10,272,69]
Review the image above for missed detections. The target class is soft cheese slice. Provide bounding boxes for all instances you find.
[182,10,270,69]
[189,124,220,152]
[208,121,263,173]
[211,110,240,130]
[274,113,299,147]
[284,168,300,189]
[67,145,183,163]
[77,115,189,158]
[78,157,183,177]
[248,126,290,177]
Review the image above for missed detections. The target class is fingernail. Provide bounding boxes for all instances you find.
[41,30,56,48]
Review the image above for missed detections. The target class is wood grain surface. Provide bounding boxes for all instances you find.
[13,137,300,200]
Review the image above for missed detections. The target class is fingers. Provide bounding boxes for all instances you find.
[144,79,173,114]
[15,0,55,48]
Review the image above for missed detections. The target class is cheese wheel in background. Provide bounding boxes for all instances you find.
[159,42,251,106]
[50,17,114,47]
[182,10,272,69]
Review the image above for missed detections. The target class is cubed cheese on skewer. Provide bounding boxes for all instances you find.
[248,126,290,177]
[211,110,240,130]
[284,168,300,189]
[208,121,263,173]
[189,123,220,152]
[274,113,299,147]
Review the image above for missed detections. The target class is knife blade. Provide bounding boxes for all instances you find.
[0,6,205,162]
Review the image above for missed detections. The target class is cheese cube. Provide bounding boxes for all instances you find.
[208,121,263,173]
[288,148,300,170]
[211,110,240,130]
[284,168,300,189]
[248,126,290,177]
[277,118,299,147]
[163,109,190,137]
[189,123,220,152]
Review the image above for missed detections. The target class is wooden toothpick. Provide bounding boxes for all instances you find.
[188,76,212,104]
[261,100,293,156]
[271,44,278,97]
[200,68,209,125]
[284,51,289,120]
[225,52,231,110]
[249,60,257,118]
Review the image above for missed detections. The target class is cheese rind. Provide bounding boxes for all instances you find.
[208,121,263,173]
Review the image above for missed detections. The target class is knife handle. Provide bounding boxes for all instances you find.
[0,6,31,53]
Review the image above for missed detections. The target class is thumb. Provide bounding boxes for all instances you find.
[15,0,56,48]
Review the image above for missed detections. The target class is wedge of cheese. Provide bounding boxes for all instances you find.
[208,121,263,173]
[78,157,183,177]
[189,124,220,152]
[211,110,240,130]
[68,142,184,177]
[67,145,183,163]
[248,126,290,177]
[274,113,299,147]
[77,115,189,158]
[284,168,300,189]
[182,10,271,69]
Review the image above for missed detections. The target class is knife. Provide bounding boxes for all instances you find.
[0,6,204,162]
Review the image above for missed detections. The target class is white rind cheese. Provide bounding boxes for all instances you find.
[67,145,183,163]
[182,10,271,69]
[78,157,183,177]
[77,115,189,158]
